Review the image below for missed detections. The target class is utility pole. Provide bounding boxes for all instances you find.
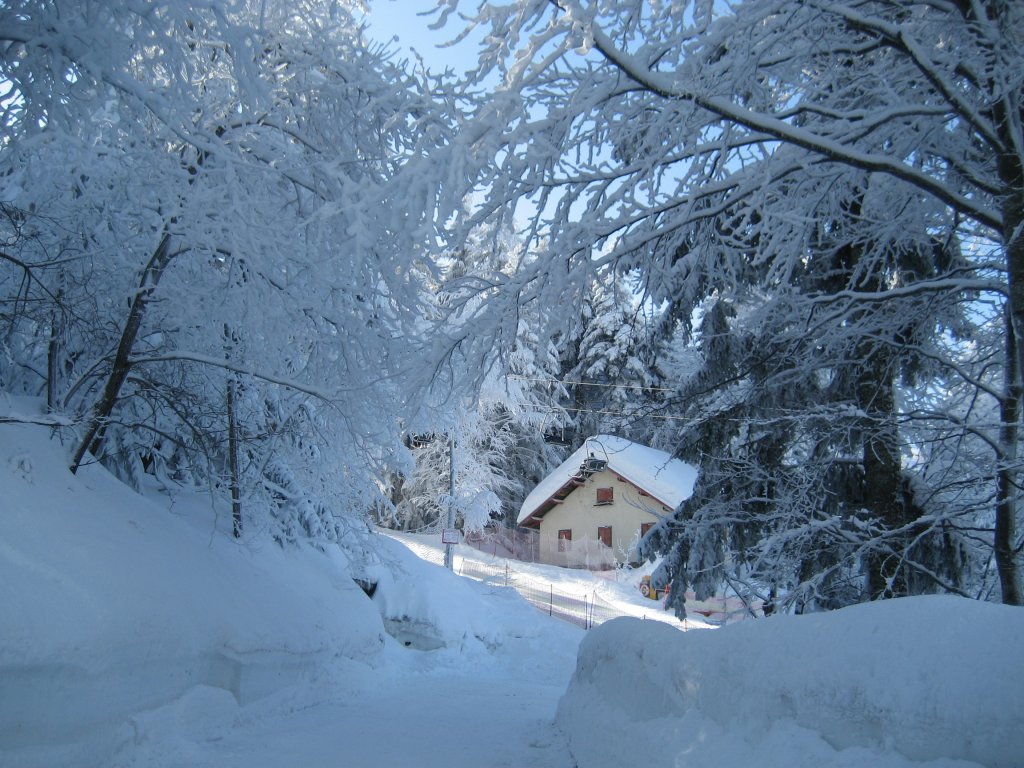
[443,435,457,570]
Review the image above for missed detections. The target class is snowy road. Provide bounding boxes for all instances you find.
[231,672,570,768]
[106,615,581,768]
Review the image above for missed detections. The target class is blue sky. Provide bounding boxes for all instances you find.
[366,0,481,75]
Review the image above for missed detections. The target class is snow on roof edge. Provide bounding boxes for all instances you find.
[517,436,697,526]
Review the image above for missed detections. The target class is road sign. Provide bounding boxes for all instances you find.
[442,528,459,545]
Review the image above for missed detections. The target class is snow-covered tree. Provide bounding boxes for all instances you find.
[427,0,1023,606]
[384,221,570,534]
[0,0,455,543]
[557,275,665,445]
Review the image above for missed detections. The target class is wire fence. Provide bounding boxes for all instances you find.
[455,546,623,629]
[458,557,514,586]
[381,529,671,631]
[510,581,621,629]
[463,527,540,563]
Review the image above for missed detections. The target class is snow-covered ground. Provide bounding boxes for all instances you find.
[0,398,580,768]
[3,396,1023,767]
[380,527,729,629]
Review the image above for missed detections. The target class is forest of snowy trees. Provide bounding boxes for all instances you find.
[1,0,1021,613]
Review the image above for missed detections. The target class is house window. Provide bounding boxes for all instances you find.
[598,526,612,549]
[596,487,614,505]
[558,529,572,552]
[640,523,653,539]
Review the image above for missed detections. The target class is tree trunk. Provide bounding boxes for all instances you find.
[46,297,62,414]
[226,372,242,538]
[858,352,906,599]
[821,189,910,599]
[995,309,1021,605]
[994,93,1023,605]
[70,233,172,474]
[221,322,243,537]
[996,212,1022,603]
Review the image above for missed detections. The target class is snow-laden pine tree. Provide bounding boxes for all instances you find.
[642,191,978,611]
[556,276,665,446]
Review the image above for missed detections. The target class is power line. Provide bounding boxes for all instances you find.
[527,404,689,422]
[506,374,680,395]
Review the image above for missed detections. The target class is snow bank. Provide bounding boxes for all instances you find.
[557,598,1024,768]
[0,405,385,765]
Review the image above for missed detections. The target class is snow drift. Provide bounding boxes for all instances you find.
[557,600,1024,768]
[0,407,386,764]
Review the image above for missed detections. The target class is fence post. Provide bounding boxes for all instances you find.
[549,585,553,616]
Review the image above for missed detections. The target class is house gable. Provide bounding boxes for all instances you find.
[534,467,671,567]
[517,436,698,568]
[517,435,697,528]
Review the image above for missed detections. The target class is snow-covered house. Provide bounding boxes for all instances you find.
[517,436,697,569]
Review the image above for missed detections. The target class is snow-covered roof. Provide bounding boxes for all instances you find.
[517,435,698,526]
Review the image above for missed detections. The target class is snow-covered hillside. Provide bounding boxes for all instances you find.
[3,398,1022,768]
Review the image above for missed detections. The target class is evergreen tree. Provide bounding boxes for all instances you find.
[559,277,664,445]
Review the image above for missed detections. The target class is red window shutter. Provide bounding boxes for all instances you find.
[558,529,572,552]
[596,487,613,505]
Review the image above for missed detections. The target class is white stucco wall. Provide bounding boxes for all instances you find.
[536,468,672,568]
